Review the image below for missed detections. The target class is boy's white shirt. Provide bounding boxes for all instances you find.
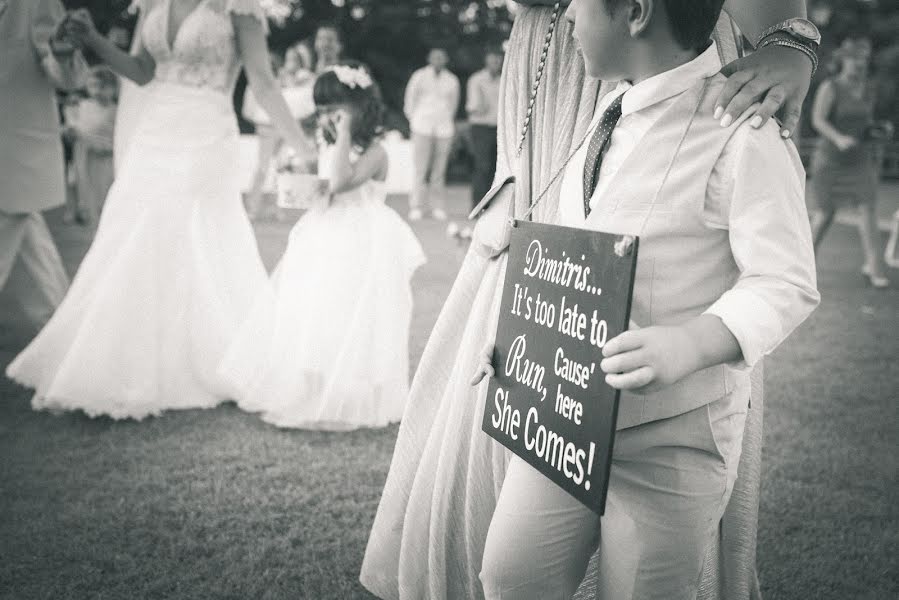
[558,42,819,368]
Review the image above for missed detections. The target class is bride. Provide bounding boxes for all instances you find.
[6,0,308,420]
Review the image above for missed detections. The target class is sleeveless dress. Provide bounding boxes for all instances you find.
[6,0,272,420]
[810,78,879,211]
[361,8,765,600]
[217,145,426,430]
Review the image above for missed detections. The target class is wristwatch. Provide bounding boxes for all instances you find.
[757,18,822,49]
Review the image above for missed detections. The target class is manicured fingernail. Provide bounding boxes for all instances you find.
[720,114,733,127]
[781,129,791,139]
[750,115,763,128]
[713,106,723,119]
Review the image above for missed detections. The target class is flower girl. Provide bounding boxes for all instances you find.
[219,63,426,430]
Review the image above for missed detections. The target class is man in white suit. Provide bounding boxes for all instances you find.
[0,0,85,328]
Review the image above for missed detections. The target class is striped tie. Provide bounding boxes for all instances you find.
[582,94,624,218]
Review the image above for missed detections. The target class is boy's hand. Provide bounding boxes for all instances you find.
[599,326,700,394]
[469,342,495,386]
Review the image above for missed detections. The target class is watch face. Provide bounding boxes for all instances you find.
[791,19,819,41]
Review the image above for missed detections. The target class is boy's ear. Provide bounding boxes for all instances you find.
[627,0,654,38]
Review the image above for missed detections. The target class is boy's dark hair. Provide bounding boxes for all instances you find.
[313,61,385,150]
[605,0,725,51]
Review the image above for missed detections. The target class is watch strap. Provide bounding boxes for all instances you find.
[757,19,821,48]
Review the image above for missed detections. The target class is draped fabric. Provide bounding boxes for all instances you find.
[361,7,763,600]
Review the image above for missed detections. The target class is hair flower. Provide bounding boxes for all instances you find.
[329,65,373,90]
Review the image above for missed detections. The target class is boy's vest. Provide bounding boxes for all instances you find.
[583,73,765,430]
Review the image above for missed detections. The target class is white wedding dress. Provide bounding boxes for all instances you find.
[6,0,272,420]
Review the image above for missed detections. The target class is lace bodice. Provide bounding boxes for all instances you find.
[134,0,268,94]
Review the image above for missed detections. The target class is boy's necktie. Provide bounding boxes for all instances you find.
[582,94,624,218]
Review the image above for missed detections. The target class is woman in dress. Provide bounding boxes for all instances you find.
[810,36,891,288]
[360,1,816,599]
[6,0,307,420]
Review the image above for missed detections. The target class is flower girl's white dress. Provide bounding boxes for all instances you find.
[218,145,426,429]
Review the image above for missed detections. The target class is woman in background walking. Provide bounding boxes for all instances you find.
[810,36,892,288]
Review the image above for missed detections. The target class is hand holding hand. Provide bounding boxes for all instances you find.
[49,17,78,57]
[599,326,699,394]
[716,44,814,139]
[469,342,496,386]
[63,9,100,47]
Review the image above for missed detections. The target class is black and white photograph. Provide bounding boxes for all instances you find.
[1,0,896,598]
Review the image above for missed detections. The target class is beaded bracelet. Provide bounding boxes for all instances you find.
[759,33,819,75]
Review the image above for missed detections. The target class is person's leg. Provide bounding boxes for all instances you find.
[597,404,746,600]
[63,159,78,224]
[7,213,69,327]
[469,124,498,209]
[811,209,836,250]
[0,211,28,290]
[482,403,745,600]
[858,199,889,285]
[480,456,600,600]
[409,133,434,219]
[247,127,279,219]
[429,136,453,219]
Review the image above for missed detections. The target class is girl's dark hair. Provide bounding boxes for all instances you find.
[313,61,385,150]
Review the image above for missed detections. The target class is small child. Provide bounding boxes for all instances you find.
[475,1,821,598]
[63,66,117,225]
[220,62,426,430]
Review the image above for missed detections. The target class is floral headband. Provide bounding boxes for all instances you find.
[328,65,373,90]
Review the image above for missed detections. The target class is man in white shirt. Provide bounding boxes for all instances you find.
[478,1,820,598]
[466,46,503,209]
[404,47,460,221]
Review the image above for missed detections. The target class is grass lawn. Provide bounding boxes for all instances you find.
[1,190,896,599]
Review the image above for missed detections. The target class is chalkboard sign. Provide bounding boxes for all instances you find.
[482,221,638,515]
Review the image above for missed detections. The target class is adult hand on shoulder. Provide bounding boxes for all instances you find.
[715,44,813,139]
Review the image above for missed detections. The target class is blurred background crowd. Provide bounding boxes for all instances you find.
[51,0,899,184]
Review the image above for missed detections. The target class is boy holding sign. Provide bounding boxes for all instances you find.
[477,0,820,598]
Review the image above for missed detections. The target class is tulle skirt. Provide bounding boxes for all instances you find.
[218,192,426,430]
[6,82,269,420]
